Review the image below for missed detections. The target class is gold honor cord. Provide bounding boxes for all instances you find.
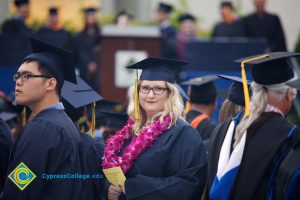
[134,70,140,121]
[22,107,26,127]
[88,102,96,138]
[241,54,270,116]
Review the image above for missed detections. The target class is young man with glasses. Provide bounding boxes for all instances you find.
[0,39,90,200]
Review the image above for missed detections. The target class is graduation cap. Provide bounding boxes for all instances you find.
[235,52,300,115]
[24,38,77,87]
[157,2,173,13]
[116,9,133,19]
[61,76,103,136]
[61,76,102,109]
[127,57,189,120]
[100,111,128,130]
[0,96,21,122]
[178,13,196,23]
[0,112,18,122]
[126,57,189,83]
[181,75,218,104]
[14,0,29,7]
[49,7,58,15]
[218,75,251,106]
[84,7,98,14]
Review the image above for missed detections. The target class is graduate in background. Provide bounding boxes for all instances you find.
[36,7,74,51]
[181,75,218,148]
[0,95,16,193]
[242,0,286,51]
[208,52,300,200]
[205,75,249,199]
[102,57,207,200]
[75,7,101,91]
[61,75,104,200]
[1,39,86,200]
[217,75,250,123]
[176,13,199,60]
[155,2,178,59]
[2,0,33,37]
[211,1,245,37]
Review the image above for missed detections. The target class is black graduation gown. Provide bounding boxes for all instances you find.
[159,24,178,59]
[1,18,33,37]
[1,109,87,200]
[242,12,287,51]
[211,20,245,37]
[0,119,14,193]
[79,132,104,200]
[274,134,300,200]
[206,113,300,200]
[36,27,74,52]
[185,110,216,148]
[103,118,207,200]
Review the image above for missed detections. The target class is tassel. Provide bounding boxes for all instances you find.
[184,86,191,114]
[88,102,96,138]
[22,107,26,127]
[241,54,269,116]
[134,70,140,121]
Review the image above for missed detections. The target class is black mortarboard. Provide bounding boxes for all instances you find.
[174,83,189,102]
[218,75,250,106]
[0,112,18,122]
[88,99,124,121]
[178,13,196,23]
[49,7,58,15]
[84,7,98,14]
[61,76,102,109]
[157,2,173,13]
[61,76,102,136]
[181,75,218,104]
[0,96,20,122]
[14,0,29,7]
[126,57,189,83]
[100,111,128,129]
[24,38,77,86]
[235,52,300,85]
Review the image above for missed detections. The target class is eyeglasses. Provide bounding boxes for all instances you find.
[13,73,52,82]
[139,86,168,95]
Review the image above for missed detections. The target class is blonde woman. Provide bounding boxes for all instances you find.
[102,57,207,200]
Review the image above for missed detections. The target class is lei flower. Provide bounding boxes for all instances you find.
[102,115,172,174]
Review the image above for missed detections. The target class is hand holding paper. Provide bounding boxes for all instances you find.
[103,166,126,187]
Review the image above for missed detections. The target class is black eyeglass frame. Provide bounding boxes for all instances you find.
[13,73,52,81]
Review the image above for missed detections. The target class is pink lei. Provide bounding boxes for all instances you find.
[102,115,172,174]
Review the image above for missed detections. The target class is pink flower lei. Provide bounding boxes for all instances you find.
[102,115,172,174]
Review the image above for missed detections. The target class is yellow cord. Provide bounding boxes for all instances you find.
[88,102,96,138]
[22,107,26,127]
[134,70,140,121]
[241,54,270,116]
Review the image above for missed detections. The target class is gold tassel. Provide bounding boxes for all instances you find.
[184,86,191,114]
[134,70,140,121]
[88,102,96,138]
[22,107,26,127]
[241,54,270,116]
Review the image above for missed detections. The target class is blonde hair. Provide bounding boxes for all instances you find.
[234,82,290,147]
[219,99,244,124]
[127,81,184,133]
